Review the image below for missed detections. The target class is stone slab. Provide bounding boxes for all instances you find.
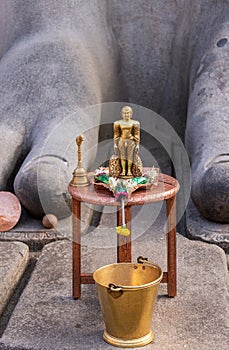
[0,207,98,251]
[0,242,29,317]
[0,215,228,350]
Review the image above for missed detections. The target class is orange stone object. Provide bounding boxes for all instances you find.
[0,191,21,232]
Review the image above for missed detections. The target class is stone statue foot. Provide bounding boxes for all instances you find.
[14,154,72,219]
[191,157,229,223]
[186,199,229,253]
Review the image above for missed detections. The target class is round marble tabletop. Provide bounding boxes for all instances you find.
[69,171,179,206]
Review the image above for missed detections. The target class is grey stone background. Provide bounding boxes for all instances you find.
[0,0,228,241]
[0,1,228,349]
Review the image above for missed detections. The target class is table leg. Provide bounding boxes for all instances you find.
[166,195,177,297]
[117,206,132,262]
[72,198,81,299]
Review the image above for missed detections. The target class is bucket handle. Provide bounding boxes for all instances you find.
[137,256,163,285]
[108,283,122,292]
[108,283,123,298]
[137,256,152,265]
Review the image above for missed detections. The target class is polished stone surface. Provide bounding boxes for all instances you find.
[69,172,179,206]
[0,192,21,232]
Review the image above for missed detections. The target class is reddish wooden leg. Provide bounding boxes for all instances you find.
[117,205,132,262]
[72,198,81,299]
[166,195,177,297]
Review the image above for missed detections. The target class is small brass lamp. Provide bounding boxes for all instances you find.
[70,134,90,187]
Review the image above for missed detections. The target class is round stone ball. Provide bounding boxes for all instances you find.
[42,214,58,229]
[0,191,21,232]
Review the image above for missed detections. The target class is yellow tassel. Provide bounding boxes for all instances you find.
[116,225,130,236]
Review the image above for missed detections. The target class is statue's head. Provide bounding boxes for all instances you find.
[121,106,133,121]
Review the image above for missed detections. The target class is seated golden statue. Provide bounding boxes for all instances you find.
[109,106,143,178]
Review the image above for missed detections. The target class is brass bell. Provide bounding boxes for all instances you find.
[70,134,90,187]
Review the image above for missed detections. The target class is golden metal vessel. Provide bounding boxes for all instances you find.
[93,259,163,348]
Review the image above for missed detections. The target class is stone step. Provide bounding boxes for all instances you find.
[0,242,29,317]
[0,229,228,350]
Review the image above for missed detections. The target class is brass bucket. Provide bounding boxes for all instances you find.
[93,257,163,348]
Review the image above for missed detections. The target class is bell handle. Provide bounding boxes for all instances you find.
[76,134,84,168]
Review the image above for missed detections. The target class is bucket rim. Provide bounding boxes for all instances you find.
[93,262,163,290]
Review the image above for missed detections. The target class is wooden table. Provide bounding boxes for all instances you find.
[68,172,179,298]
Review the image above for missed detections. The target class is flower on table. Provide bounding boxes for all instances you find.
[94,167,109,176]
